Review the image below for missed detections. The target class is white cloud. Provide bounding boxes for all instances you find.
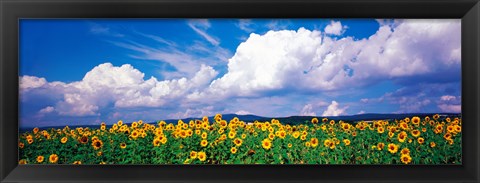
[266,20,291,30]
[322,101,348,116]
[438,104,461,113]
[187,19,220,46]
[191,19,460,101]
[441,95,457,101]
[20,63,218,117]
[111,36,230,80]
[300,104,316,116]
[357,110,366,114]
[324,21,347,35]
[89,23,124,37]
[235,110,252,115]
[168,106,215,119]
[237,19,254,32]
[38,106,54,114]
[20,76,47,91]
[437,95,461,113]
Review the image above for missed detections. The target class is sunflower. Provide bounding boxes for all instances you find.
[447,139,454,145]
[100,125,106,131]
[328,142,336,149]
[228,131,236,139]
[310,138,319,147]
[311,118,319,124]
[200,139,208,147]
[430,142,436,148]
[297,133,308,140]
[27,138,34,144]
[397,131,407,143]
[411,116,421,125]
[329,120,335,126]
[79,136,88,144]
[377,126,385,134]
[387,143,398,154]
[186,129,193,137]
[342,124,350,131]
[344,139,351,146]
[179,130,187,138]
[278,131,286,139]
[233,138,243,147]
[454,125,461,133]
[120,142,127,149]
[444,133,452,140]
[33,127,39,134]
[190,151,198,159]
[399,122,408,130]
[322,118,328,123]
[92,139,103,150]
[352,131,357,137]
[219,120,227,128]
[417,137,425,144]
[61,137,68,144]
[73,161,82,164]
[36,155,44,163]
[446,117,451,123]
[292,131,300,138]
[160,136,168,144]
[262,139,272,150]
[433,114,440,120]
[268,133,275,140]
[324,139,331,147]
[130,130,140,139]
[400,154,412,164]
[19,159,27,164]
[425,116,430,122]
[241,134,247,139]
[49,154,59,163]
[201,132,208,139]
[377,142,385,150]
[305,142,311,147]
[198,151,207,161]
[421,128,427,132]
[19,142,24,149]
[400,148,410,155]
[287,143,292,148]
[153,138,162,147]
[411,130,420,137]
[230,147,238,154]
[447,125,455,133]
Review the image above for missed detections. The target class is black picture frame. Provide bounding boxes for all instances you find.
[1,0,479,182]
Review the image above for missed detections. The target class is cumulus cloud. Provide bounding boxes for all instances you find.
[437,95,461,113]
[324,21,347,35]
[190,19,460,102]
[322,101,348,116]
[168,106,215,119]
[20,76,47,91]
[20,63,218,117]
[300,104,316,116]
[38,106,54,114]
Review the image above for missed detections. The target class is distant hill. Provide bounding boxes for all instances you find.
[162,112,461,125]
[20,113,460,133]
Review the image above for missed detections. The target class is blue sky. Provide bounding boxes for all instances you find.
[19,19,461,127]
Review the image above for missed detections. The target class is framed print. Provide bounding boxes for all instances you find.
[1,0,479,182]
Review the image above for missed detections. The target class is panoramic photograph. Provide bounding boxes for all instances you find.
[18,19,461,165]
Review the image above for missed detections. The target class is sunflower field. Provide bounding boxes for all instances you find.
[18,114,461,165]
